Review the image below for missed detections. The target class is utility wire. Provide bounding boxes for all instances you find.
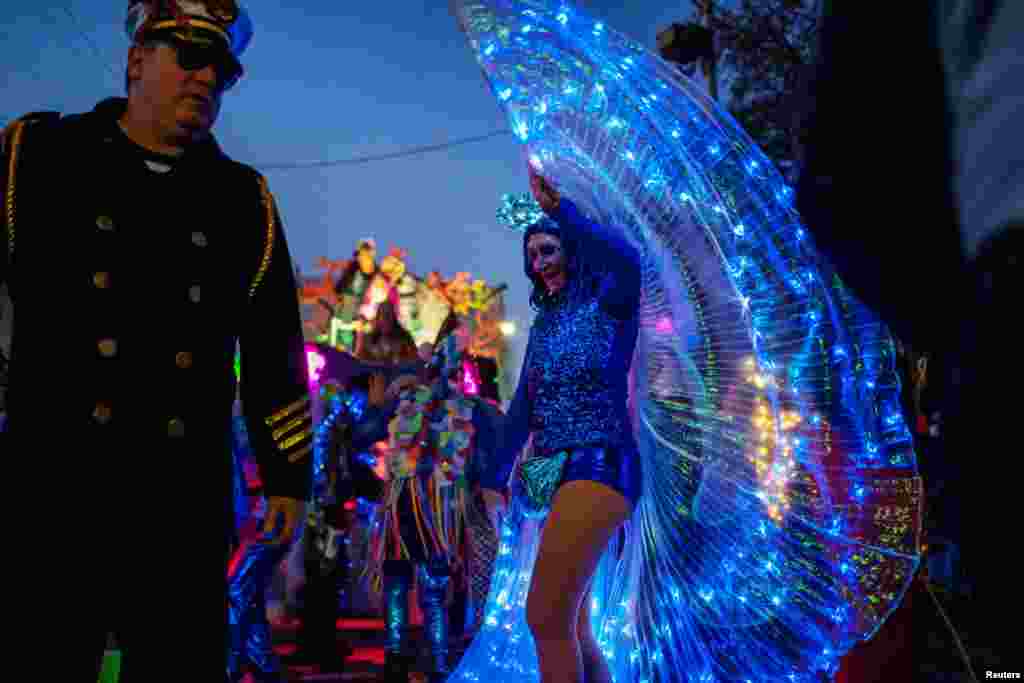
[14,5,512,172]
[59,2,121,86]
[255,129,513,171]
[4,122,513,172]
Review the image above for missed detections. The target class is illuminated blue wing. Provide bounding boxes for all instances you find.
[450,2,922,682]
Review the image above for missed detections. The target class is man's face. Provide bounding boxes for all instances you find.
[127,40,225,142]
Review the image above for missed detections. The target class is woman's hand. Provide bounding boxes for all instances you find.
[529,165,560,214]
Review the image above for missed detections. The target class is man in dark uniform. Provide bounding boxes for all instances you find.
[1,2,311,680]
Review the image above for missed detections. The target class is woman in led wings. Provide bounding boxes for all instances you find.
[479,167,643,683]
[451,2,923,683]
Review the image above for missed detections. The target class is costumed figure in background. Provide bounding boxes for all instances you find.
[287,305,423,672]
[379,247,424,342]
[282,380,362,675]
[331,239,379,350]
[449,3,922,682]
[354,296,420,366]
[299,257,347,341]
[417,271,455,347]
[358,318,499,682]
[228,403,291,683]
[455,353,505,642]
[415,322,507,646]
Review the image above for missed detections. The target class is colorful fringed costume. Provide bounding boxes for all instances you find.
[353,338,500,680]
[447,2,924,682]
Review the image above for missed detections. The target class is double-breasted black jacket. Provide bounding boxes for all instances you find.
[1,99,311,538]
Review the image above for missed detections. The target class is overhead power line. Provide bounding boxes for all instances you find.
[255,129,514,171]
[60,2,121,86]
[60,2,121,80]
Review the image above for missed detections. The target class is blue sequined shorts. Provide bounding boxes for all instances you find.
[543,443,642,507]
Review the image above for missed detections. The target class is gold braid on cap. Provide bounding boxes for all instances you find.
[146,18,229,43]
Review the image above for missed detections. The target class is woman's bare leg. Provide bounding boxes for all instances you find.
[578,581,613,683]
[526,480,631,683]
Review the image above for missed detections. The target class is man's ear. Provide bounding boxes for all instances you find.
[126,43,151,85]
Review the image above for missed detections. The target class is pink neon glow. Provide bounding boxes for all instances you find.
[461,359,480,396]
[655,316,673,334]
[306,348,326,384]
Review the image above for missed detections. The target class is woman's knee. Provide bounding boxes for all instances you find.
[525,581,578,641]
[576,595,599,648]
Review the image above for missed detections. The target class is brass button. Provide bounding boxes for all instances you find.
[167,418,186,438]
[96,215,115,232]
[188,285,201,303]
[92,402,113,425]
[175,351,193,369]
[97,338,118,358]
[191,231,208,247]
[93,272,111,289]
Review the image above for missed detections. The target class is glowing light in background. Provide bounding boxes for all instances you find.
[499,320,517,336]
[462,358,481,396]
[371,441,390,481]
[306,346,326,385]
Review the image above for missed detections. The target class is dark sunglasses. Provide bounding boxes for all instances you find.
[153,33,244,91]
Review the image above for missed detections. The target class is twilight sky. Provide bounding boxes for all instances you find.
[1,1,709,375]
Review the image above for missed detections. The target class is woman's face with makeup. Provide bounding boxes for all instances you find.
[527,233,566,294]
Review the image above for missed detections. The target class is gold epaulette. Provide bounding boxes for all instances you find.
[3,120,28,263]
[3,112,60,264]
[248,175,277,300]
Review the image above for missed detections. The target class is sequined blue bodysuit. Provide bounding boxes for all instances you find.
[482,200,643,504]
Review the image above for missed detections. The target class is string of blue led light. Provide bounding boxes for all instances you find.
[449,2,922,682]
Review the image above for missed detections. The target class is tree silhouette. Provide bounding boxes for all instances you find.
[661,0,822,181]
[711,0,821,179]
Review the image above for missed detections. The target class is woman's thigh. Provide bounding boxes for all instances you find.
[526,480,631,635]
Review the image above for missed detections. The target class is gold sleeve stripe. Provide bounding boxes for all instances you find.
[248,175,276,300]
[264,396,310,426]
[5,120,27,261]
[280,430,311,453]
[271,410,312,442]
[287,444,313,464]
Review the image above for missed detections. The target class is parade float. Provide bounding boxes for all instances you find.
[298,241,510,377]
[291,240,512,617]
